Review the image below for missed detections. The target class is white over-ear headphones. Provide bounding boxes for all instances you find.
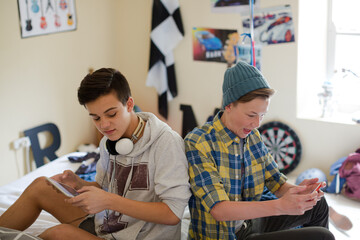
[105,116,145,155]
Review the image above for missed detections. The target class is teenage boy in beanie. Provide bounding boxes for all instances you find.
[184,61,334,240]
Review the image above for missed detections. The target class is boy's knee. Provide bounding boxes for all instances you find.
[28,176,48,189]
[311,227,335,240]
[33,176,48,185]
[23,177,55,200]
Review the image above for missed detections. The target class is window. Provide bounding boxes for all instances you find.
[325,0,360,122]
[298,0,360,124]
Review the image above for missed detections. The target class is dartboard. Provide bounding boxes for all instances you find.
[258,121,302,175]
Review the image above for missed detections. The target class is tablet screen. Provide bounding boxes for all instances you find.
[46,177,79,197]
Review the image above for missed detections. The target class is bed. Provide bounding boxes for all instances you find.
[0,152,191,239]
[1,154,359,240]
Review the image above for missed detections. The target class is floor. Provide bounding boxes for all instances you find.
[325,193,360,240]
[286,173,359,240]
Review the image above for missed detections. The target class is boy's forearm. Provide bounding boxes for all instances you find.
[210,199,282,222]
[105,193,180,225]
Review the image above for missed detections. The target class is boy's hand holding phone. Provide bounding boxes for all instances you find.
[313,182,326,193]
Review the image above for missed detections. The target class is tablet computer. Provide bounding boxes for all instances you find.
[46,177,79,198]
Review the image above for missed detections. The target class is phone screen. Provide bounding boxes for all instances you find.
[46,177,79,198]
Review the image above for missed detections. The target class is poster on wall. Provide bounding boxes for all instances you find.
[211,0,260,14]
[242,5,295,45]
[18,0,77,38]
[192,27,238,63]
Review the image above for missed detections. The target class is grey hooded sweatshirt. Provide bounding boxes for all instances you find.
[94,112,191,240]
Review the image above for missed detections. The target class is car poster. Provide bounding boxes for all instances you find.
[210,0,260,14]
[192,27,238,63]
[242,5,295,45]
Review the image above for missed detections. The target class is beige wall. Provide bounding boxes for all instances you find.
[1,0,360,186]
[0,0,121,185]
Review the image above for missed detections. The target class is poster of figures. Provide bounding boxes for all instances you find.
[242,5,295,45]
[18,0,77,38]
[192,27,238,63]
[211,0,260,14]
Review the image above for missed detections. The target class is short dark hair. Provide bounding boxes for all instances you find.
[77,68,131,106]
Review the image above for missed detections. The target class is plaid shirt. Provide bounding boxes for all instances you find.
[185,112,287,240]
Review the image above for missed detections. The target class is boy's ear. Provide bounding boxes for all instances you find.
[224,103,232,111]
[126,97,135,112]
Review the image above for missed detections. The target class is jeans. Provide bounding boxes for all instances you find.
[236,197,335,240]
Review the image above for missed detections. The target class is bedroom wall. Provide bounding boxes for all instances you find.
[119,0,360,180]
[0,0,121,185]
[1,0,360,186]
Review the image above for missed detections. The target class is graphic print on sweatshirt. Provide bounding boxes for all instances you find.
[100,159,150,233]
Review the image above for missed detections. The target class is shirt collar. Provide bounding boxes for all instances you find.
[213,111,242,147]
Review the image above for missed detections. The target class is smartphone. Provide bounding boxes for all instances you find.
[312,183,322,193]
[46,177,79,198]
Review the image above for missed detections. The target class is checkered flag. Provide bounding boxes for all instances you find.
[146,0,184,119]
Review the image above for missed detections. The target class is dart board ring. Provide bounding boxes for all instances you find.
[258,121,302,175]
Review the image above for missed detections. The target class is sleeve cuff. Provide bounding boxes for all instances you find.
[201,188,230,213]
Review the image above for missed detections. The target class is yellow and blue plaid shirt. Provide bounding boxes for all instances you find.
[184,112,287,240]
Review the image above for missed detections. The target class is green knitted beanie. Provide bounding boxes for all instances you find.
[222,61,270,108]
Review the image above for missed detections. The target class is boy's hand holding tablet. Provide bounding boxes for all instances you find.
[46,177,79,198]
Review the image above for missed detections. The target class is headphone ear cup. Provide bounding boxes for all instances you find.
[115,138,134,155]
[105,139,118,155]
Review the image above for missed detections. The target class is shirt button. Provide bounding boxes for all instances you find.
[236,175,239,179]
[235,154,239,157]
[235,197,239,201]
[235,137,240,143]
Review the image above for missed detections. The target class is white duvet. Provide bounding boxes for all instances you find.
[0,152,191,239]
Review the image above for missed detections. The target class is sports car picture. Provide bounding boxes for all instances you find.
[260,14,295,44]
[195,30,223,51]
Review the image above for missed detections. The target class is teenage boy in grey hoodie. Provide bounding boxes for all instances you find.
[0,68,191,240]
